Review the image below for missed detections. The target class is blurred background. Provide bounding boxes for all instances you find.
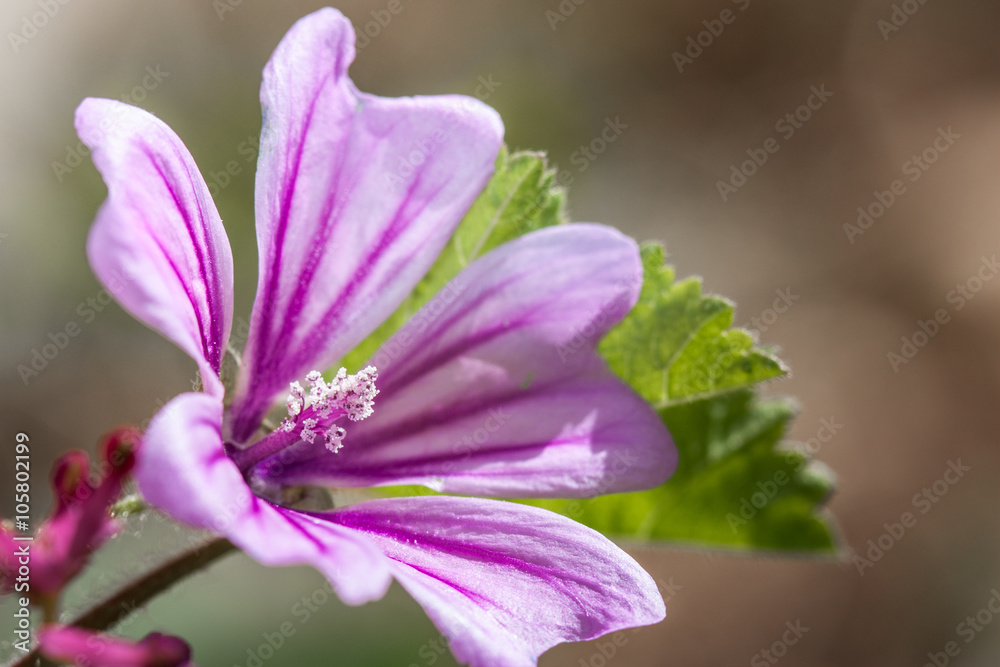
[1,0,999,665]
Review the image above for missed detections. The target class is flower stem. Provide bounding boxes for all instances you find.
[76,537,236,629]
[13,538,236,667]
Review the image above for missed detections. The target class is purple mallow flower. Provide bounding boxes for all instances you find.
[38,625,192,667]
[1,428,138,598]
[76,8,676,666]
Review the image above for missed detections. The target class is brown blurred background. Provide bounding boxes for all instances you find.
[2,1,999,665]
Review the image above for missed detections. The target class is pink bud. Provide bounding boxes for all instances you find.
[39,625,193,667]
[17,426,143,596]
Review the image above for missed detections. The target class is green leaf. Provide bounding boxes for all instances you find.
[529,245,838,554]
[531,391,836,553]
[339,157,838,554]
[339,146,566,372]
[599,243,786,407]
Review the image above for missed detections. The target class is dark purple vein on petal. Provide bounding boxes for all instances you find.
[140,143,223,371]
[251,70,335,380]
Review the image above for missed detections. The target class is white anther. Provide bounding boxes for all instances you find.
[286,381,305,417]
[324,426,347,454]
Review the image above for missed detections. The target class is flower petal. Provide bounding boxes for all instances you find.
[76,99,233,397]
[137,393,391,605]
[135,393,245,530]
[328,496,665,667]
[265,224,676,497]
[229,8,504,440]
[230,503,392,607]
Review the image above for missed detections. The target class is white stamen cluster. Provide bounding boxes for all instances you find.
[279,366,379,454]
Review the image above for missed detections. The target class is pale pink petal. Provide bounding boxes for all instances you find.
[76,99,233,397]
[229,8,504,440]
[262,225,675,498]
[328,496,665,667]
